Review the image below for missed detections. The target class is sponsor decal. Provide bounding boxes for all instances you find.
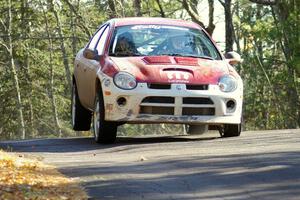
[166,71,190,83]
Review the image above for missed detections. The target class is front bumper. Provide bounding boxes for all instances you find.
[100,75,243,125]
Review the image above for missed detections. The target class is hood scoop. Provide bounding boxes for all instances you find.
[143,56,172,64]
[174,57,199,66]
[163,68,193,74]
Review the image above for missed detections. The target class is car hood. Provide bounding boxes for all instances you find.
[109,56,230,84]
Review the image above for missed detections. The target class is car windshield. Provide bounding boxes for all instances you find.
[109,25,221,60]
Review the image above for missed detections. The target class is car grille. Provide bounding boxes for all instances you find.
[186,84,208,90]
[140,106,174,115]
[147,84,208,90]
[182,97,213,104]
[139,96,215,116]
[141,96,174,104]
[147,83,171,89]
[182,108,215,115]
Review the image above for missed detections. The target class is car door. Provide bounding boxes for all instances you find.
[86,25,111,109]
[78,24,110,109]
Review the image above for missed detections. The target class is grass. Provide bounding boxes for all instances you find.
[0,150,88,200]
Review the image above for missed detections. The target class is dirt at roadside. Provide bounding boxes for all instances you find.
[0,150,88,200]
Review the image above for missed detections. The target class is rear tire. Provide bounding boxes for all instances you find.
[219,124,241,137]
[93,90,117,144]
[71,83,92,131]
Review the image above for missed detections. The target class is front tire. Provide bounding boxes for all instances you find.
[71,83,92,131]
[93,90,117,144]
[219,124,241,137]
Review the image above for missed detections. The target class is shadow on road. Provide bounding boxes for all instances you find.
[0,134,219,153]
[61,151,300,200]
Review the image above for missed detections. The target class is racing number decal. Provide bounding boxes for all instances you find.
[166,71,191,83]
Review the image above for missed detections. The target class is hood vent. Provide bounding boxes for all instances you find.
[163,68,193,73]
[174,57,198,66]
[143,56,172,64]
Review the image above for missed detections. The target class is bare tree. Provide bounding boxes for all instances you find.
[7,0,26,138]
[21,0,35,137]
[218,0,235,52]
[249,0,276,5]
[155,0,165,17]
[233,1,241,55]
[108,0,117,18]
[41,2,62,137]
[182,0,215,35]
[50,1,72,93]
[62,0,92,37]
[134,0,142,16]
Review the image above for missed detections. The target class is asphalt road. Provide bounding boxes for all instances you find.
[1,129,300,200]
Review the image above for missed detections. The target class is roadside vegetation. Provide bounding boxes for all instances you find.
[0,0,299,140]
[0,150,87,200]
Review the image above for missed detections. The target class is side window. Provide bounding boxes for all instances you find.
[87,25,106,50]
[95,26,109,55]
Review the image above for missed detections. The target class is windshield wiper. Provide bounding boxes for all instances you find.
[185,55,214,60]
[160,53,187,57]
[159,53,214,60]
[110,53,145,57]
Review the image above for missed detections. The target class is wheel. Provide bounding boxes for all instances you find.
[71,83,92,131]
[93,90,117,144]
[187,125,208,135]
[219,124,241,137]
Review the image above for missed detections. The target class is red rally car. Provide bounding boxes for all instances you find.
[72,17,243,143]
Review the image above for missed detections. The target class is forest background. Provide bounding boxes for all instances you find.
[0,0,299,140]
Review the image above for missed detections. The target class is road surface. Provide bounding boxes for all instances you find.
[1,129,300,200]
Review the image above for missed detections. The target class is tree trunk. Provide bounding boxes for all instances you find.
[255,5,263,58]
[51,2,72,93]
[21,0,35,137]
[250,0,300,128]
[62,0,92,37]
[182,0,215,35]
[42,3,62,137]
[155,0,165,17]
[272,3,300,128]
[71,12,77,57]
[108,0,117,18]
[219,0,235,52]
[207,0,216,35]
[233,0,242,73]
[134,0,142,16]
[8,0,26,139]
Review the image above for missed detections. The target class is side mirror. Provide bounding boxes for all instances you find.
[83,48,100,60]
[224,51,242,65]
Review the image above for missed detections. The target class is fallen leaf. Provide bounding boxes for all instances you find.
[140,156,148,161]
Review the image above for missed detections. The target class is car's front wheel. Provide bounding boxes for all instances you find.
[219,124,241,137]
[93,91,117,144]
[71,83,92,131]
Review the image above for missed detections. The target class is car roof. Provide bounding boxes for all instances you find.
[110,17,201,29]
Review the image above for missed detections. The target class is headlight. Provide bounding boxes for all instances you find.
[219,75,237,92]
[113,72,137,90]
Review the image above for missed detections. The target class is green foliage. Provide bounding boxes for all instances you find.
[236,1,300,130]
[0,0,299,140]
